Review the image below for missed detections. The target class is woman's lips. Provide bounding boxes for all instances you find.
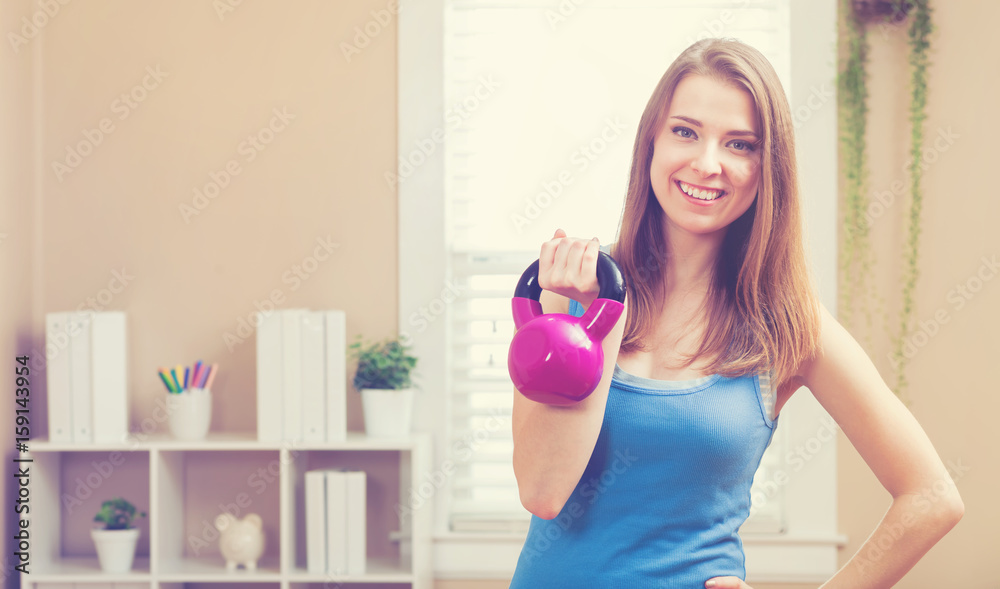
[676,180,727,205]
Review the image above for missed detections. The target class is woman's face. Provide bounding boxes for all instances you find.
[649,74,762,240]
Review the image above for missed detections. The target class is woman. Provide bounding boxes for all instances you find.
[509,38,963,588]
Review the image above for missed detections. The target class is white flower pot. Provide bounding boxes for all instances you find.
[361,388,415,437]
[91,528,140,573]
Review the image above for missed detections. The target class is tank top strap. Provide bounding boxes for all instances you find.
[756,367,778,426]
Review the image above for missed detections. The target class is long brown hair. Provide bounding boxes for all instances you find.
[610,38,820,386]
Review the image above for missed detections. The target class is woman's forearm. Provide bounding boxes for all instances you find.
[819,491,964,588]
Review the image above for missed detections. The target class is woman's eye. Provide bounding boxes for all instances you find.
[729,140,756,152]
[672,126,695,139]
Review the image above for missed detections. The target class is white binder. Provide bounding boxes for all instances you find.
[301,312,326,443]
[324,310,347,442]
[281,309,306,442]
[45,312,73,442]
[304,469,328,573]
[90,312,128,443]
[68,314,93,443]
[255,310,283,442]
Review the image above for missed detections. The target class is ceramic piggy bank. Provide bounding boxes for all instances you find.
[215,513,265,571]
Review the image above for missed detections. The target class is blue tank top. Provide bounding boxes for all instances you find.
[509,297,778,589]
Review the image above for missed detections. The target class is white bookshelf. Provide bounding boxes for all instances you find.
[23,432,433,589]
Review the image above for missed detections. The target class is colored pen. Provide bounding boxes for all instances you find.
[191,360,203,388]
[170,367,182,392]
[204,363,219,391]
[157,368,175,393]
[198,363,210,388]
[183,367,190,389]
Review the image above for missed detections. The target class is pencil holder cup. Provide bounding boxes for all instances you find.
[165,388,212,440]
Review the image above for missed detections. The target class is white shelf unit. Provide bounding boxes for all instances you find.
[23,432,433,589]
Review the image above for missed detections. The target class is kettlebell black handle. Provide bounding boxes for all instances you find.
[513,250,627,304]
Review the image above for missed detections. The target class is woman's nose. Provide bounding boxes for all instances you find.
[690,145,722,177]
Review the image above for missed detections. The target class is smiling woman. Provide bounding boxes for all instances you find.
[652,75,763,235]
[508,36,963,589]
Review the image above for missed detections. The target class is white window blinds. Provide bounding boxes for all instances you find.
[444,0,791,533]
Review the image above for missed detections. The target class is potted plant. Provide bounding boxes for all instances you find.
[91,497,146,573]
[349,335,419,436]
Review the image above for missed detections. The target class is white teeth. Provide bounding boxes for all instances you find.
[678,181,723,201]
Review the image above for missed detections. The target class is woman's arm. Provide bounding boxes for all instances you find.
[707,303,964,589]
[512,233,627,520]
[802,303,964,588]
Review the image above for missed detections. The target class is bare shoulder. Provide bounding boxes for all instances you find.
[782,305,966,509]
[775,303,840,415]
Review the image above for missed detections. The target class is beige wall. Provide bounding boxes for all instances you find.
[3,1,995,588]
[833,2,1000,588]
[1,1,36,588]
[38,0,397,436]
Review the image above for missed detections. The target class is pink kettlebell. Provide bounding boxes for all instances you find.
[508,251,627,405]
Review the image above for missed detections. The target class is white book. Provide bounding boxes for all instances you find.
[324,310,347,442]
[282,309,305,442]
[91,312,128,444]
[344,470,367,575]
[325,470,349,575]
[301,312,326,443]
[45,312,73,442]
[304,469,327,574]
[256,310,283,442]
[68,313,93,443]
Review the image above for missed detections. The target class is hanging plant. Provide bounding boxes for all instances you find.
[838,0,933,398]
[891,0,932,396]
[837,0,873,332]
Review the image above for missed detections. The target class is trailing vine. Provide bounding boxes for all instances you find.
[837,0,874,336]
[838,0,933,398]
[892,0,932,396]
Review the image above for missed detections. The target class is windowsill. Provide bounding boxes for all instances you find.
[433,530,848,581]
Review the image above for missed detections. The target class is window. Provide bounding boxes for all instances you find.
[399,0,843,580]
[444,0,791,533]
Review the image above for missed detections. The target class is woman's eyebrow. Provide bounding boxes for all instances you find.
[669,115,758,138]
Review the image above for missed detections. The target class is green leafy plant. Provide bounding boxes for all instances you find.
[892,0,932,396]
[838,0,874,333]
[93,497,146,530]
[348,335,418,391]
[838,0,932,399]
